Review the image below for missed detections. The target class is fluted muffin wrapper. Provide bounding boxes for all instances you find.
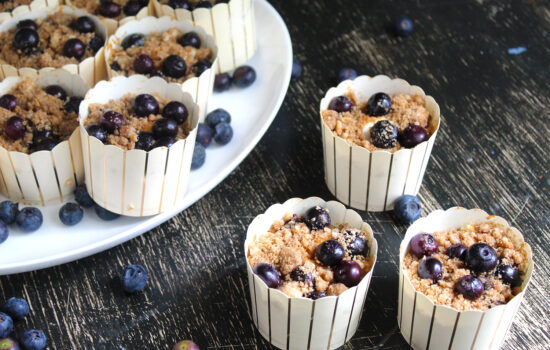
[79,75,199,216]
[398,207,534,350]
[153,0,256,73]
[0,69,89,205]
[244,197,379,350]
[105,16,218,121]
[320,75,441,212]
[0,6,109,87]
[0,0,59,24]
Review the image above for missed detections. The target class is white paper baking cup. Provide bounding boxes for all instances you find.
[398,207,534,350]
[153,0,256,73]
[320,75,442,212]
[0,69,90,205]
[64,0,153,35]
[244,197,379,350]
[79,75,199,216]
[105,16,218,121]
[0,0,59,24]
[0,6,108,87]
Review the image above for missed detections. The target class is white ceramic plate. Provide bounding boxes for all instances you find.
[0,0,292,275]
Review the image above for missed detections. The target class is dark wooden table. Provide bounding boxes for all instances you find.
[1,0,549,349]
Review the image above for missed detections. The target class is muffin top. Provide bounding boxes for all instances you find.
[162,0,230,10]
[0,0,33,13]
[70,0,148,20]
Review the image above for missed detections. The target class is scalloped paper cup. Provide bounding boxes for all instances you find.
[105,16,218,121]
[79,75,199,216]
[398,208,534,350]
[0,6,108,87]
[0,69,90,205]
[244,197,379,350]
[320,75,441,212]
[0,0,59,24]
[153,0,256,73]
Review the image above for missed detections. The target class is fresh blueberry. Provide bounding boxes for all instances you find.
[153,118,178,139]
[496,264,521,287]
[1,298,29,321]
[100,110,125,133]
[133,54,154,74]
[370,120,398,148]
[121,33,145,50]
[15,208,42,233]
[178,32,201,48]
[447,244,467,261]
[338,68,357,82]
[0,201,19,225]
[214,73,232,92]
[213,123,233,145]
[205,108,231,128]
[291,58,302,81]
[163,55,187,78]
[232,65,256,88]
[196,124,213,148]
[133,94,159,118]
[393,194,421,223]
[32,139,56,152]
[0,221,7,245]
[305,291,326,300]
[19,329,46,350]
[0,313,13,338]
[99,1,122,18]
[409,233,438,258]
[194,1,213,8]
[32,130,55,145]
[16,20,38,31]
[417,256,443,283]
[327,95,354,113]
[123,0,146,16]
[121,264,148,293]
[394,16,414,37]
[63,38,85,59]
[134,131,154,151]
[0,337,19,350]
[168,0,191,9]
[365,92,392,116]
[58,203,83,226]
[193,60,211,76]
[64,96,82,114]
[191,144,206,170]
[173,340,199,350]
[5,117,25,140]
[74,184,94,208]
[0,95,17,111]
[334,260,363,287]
[289,267,314,284]
[13,29,39,54]
[153,136,176,148]
[94,205,119,221]
[454,275,484,300]
[253,263,281,288]
[88,35,104,54]
[316,240,344,266]
[162,101,188,124]
[345,232,367,256]
[44,85,67,100]
[399,125,428,148]
[85,125,108,143]
[305,206,331,230]
[465,243,498,273]
[72,16,95,33]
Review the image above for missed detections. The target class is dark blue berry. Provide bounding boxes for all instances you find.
[16,20,38,31]
[153,136,176,148]
[417,256,443,283]
[163,55,187,78]
[85,124,108,143]
[196,123,213,148]
[32,139,57,152]
[365,92,392,116]
[13,29,39,53]
[162,101,188,124]
[32,129,56,145]
[316,240,344,266]
[133,54,154,74]
[454,275,484,300]
[399,125,428,148]
[465,243,498,273]
[44,85,67,100]
[15,208,42,233]
[123,0,146,16]
[0,95,17,111]
[393,194,421,223]
[338,68,357,82]
[213,123,233,145]
[134,131,154,151]
[19,329,46,350]
[133,94,159,118]
[100,110,125,133]
[110,61,122,72]
[121,33,145,50]
[0,313,13,338]
[1,298,29,321]
[232,65,256,88]
[5,117,25,140]
[191,144,206,170]
[88,35,104,54]
[252,263,281,288]
[344,232,367,256]
[305,291,326,300]
[447,244,467,261]
[193,60,211,76]
[72,16,95,33]
[394,16,414,37]
[153,118,178,139]
[370,120,398,148]
[94,205,119,221]
[0,201,19,225]
[121,264,148,293]
[168,0,191,9]
[205,108,231,128]
[305,206,331,230]
[291,58,302,81]
[178,32,201,48]
[214,73,232,92]
[58,203,83,226]
[74,184,94,208]
[63,38,85,59]
[496,264,521,287]
[0,221,7,245]
[194,1,212,9]
[328,95,354,113]
[409,233,438,258]
[64,96,82,114]
[99,1,122,18]
[334,260,363,287]
[289,267,314,284]
[0,337,19,350]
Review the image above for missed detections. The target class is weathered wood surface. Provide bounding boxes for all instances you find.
[1,0,549,348]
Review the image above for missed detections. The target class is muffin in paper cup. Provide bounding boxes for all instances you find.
[153,0,256,73]
[244,197,378,350]
[0,6,108,87]
[320,75,441,212]
[64,0,153,35]
[104,16,218,121]
[79,75,199,216]
[0,69,89,205]
[0,0,59,23]
[398,207,533,350]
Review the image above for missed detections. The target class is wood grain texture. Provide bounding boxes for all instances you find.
[1,0,550,348]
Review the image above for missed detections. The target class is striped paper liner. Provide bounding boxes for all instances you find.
[0,6,109,87]
[0,69,90,205]
[0,0,59,23]
[320,75,442,212]
[153,0,256,73]
[398,208,534,350]
[79,75,199,216]
[104,16,218,121]
[244,197,379,350]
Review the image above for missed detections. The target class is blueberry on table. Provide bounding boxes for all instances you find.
[291,58,302,81]
[133,94,159,118]
[465,243,498,273]
[123,0,146,16]
[74,184,94,208]
[168,0,191,10]
[134,131,155,151]
[196,124,213,148]
[193,60,211,76]
[121,264,148,293]
[94,205,120,221]
[232,65,256,88]
[1,298,29,321]
[447,244,467,261]
[409,233,438,258]
[99,1,122,18]
[153,136,176,149]
[399,125,428,148]
[338,68,357,82]
[64,96,83,114]
[63,38,85,59]
[252,263,281,288]
[454,275,484,300]
[305,206,331,230]
[121,33,145,50]
[44,85,67,101]
[213,123,233,145]
[0,95,17,111]
[316,240,344,267]
[214,73,232,92]
[305,291,326,300]
[162,101,188,125]
[163,55,187,78]
[334,260,363,287]
[72,16,95,33]
[16,19,38,31]
[0,313,13,339]
[153,118,178,139]
[393,16,414,37]
[58,203,84,226]
[0,338,19,350]
[496,264,522,287]
[173,340,199,350]
[0,221,7,245]
[133,54,154,74]
[364,92,392,116]
[100,110,125,133]
[205,108,231,128]
[327,95,354,113]
[417,256,443,283]
[19,329,46,350]
[15,208,42,233]
[178,32,201,49]
[370,120,398,149]
[13,29,39,54]
[0,201,19,225]
[191,144,206,170]
[85,125,108,143]
[5,117,25,141]
[393,194,421,223]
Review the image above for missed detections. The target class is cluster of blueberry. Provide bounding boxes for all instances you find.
[96,0,149,18]
[167,0,230,10]
[0,297,47,350]
[191,108,234,169]
[213,65,257,92]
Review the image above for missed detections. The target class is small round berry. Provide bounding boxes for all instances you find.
[316,240,344,266]
[232,65,256,88]
[173,340,199,350]
[72,16,95,33]
[153,136,176,149]
[163,55,187,78]
[338,68,357,82]
[205,108,231,128]
[58,202,84,226]
[178,32,201,48]
[334,260,363,287]
[133,94,159,118]
[399,125,428,148]
[133,54,154,74]
[214,73,232,92]
[99,1,122,18]
[19,329,46,350]
[16,19,38,31]
[193,60,211,76]
[291,58,302,81]
[394,16,414,37]
[85,124,108,143]
[496,264,522,287]
[346,234,367,256]
[0,221,7,245]
[121,264,148,293]
[0,201,19,225]
[121,33,145,50]
[253,263,281,288]
[196,123,213,148]
[454,275,484,300]
[305,206,331,230]
[1,298,29,321]
[16,207,43,233]
[134,131,154,151]
[153,118,178,139]
[94,205,120,221]
[194,1,212,8]
[88,35,104,53]
[409,233,438,258]
[447,244,467,261]
[465,243,498,273]
[191,144,206,170]
[13,28,39,53]
[100,110,125,133]
[327,95,354,113]
[74,184,94,208]
[417,256,443,283]
[162,101,188,124]
[5,117,26,140]
[32,138,57,152]
[365,92,392,116]
[32,129,55,144]
[305,291,326,300]
[168,0,191,9]
[0,95,17,111]
[0,313,13,339]
[393,194,421,223]
[64,96,83,114]
[370,120,398,149]
[44,85,67,100]
[289,267,314,284]
[0,337,19,350]
[123,0,146,16]
[213,123,233,145]
[63,38,85,59]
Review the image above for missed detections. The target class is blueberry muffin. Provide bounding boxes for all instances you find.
[162,0,229,10]
[68,0,149,20]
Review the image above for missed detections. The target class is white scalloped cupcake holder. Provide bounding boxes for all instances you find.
[320,75,441,212]
[0,69,90,205]
[0,0,59,23]
[398,207,534,350]
[105,16,218,122]
[153,0,256,73]
[0,6,108,87]
[79,75,199,216]
[244,197,379,350]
